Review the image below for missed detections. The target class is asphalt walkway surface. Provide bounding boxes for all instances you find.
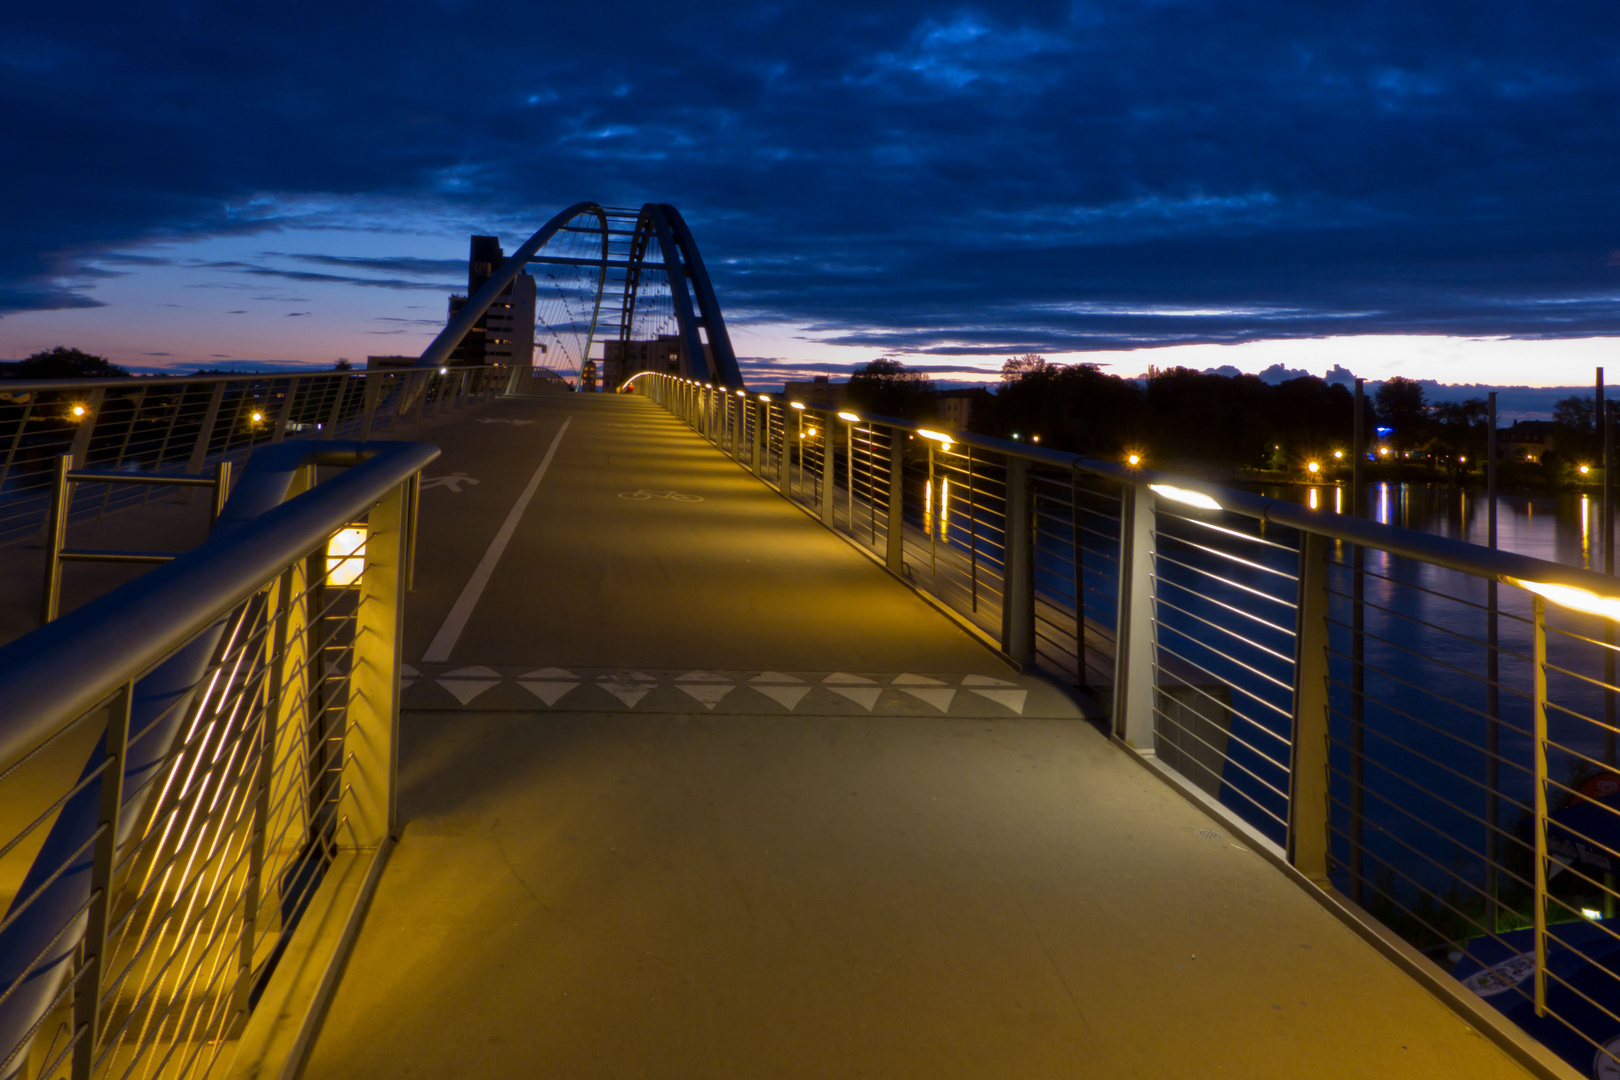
[300,393,1533,1079]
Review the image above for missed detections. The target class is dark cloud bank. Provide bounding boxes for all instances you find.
[2,0,1619,353]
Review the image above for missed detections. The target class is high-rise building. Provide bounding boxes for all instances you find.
[447,235,536,367]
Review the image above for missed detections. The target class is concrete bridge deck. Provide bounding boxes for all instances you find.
[297,394,1531,1078]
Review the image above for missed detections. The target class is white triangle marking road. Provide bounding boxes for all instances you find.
[900,687,956,713]
[892,673,945,686]
[519,681,579,706]
[437,679,499,705]
[970,688,1028,714]
[754,685,811,711]
[828,685,883,711]
[679,683,734,709]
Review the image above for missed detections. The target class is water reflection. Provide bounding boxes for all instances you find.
[1256,481,1618,572]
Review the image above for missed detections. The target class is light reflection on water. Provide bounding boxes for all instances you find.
[1255,481,1618,573]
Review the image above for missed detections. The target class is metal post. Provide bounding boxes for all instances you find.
[406,471,421,592]
[1487,391,1501,930]
[732,395,743,460]
[1605,394,1616,767]
[342,479,408,846]
[41,453,72,625]
[272,376,299,443]
[188,381,228,471]
[234,569,292,1032]
[926,444,937,570]
[71,681,131,1080]
[753,401,765,478]
[886,430,905,574]
[1001,456,1035,669]
[1533,592,1549,1018]
[359,375,382,441]
[1350,377,1367,904]
[1112,483,1157,747]
[325,374,349,436]
[1289,531,1332,883]
[1071,472,1085,684]
[846,420,855,532]
[211,460,232,530]
[819,413,835,527]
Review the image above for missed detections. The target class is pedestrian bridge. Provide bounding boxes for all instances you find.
[3,203,1618,1080]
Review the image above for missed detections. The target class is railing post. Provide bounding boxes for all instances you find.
[67,387,104,467]
[1288,530,1332,883]
[211,460,232,530]
[233,569,291,1033]
[41,453,72,625]
[188,381,228,472]
[343,480,408,846]
[324,374,349,436]
[732,394,743,460]
[1533,592,1549,1017]
[753,400,765,478]
[819,413,835,526]
[1112,482,1157,747]
[272,376,299,443]
[71,680,131,1080]
[359,375,382,440]
[886,430,905,574]
[1000,456,1035,669]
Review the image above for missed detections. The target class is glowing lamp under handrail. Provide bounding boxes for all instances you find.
[736,389,747,397]
[1149,483,1222,513]
[1505,577,1620,621]
[759,393,772,402]
[790,401,807,410]
[838,411,861,423]
[916,429,953,445]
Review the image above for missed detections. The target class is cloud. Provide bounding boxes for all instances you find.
[2,0,1619,354]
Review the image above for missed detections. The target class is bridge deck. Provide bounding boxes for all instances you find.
[300,394,1530,1079]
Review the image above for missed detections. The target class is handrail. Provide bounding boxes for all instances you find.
[0,440,438,774]
[777,395,1620,599]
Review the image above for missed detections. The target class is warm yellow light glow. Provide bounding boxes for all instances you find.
[1505,576,1620,621]
[1379,446,1391,456]
[1149,483,1222,512]
[1127,454,1141,466]
[1333,450,1344,459]
[439,367,448,375]
[807,427,817,437]
[1580,464,1592,475]
[916,429,953,444]
[71,404,86,418]
[759,393,772,401]
[251,411,264,423]
[1308,487,1319,510]
[924,476,932,533]
[1458,455,1467,463]
[1032,434,1040,443]
[327,527,368,587]
[838,411,861,423]
[791,401,807,410]
[1306,461,1320,474]
[940,477,949,525]
[737,389,747,396]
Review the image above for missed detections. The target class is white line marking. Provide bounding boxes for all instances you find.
[422,419,570,663]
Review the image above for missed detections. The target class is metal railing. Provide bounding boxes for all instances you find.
[637,370,1620,1079]
[0,439,434,1080]
[0,364,509,550]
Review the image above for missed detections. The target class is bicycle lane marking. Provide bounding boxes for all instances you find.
[422,418,571,663]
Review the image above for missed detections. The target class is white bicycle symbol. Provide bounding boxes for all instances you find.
[618,489,703,502]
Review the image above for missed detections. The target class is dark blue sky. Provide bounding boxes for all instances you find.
[2,1,1618,377]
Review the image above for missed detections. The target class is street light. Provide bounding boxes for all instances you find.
[1333,450,1344,460]
[1307,461,1320,474]
[70,404,86,419]
[1127,453,1141,467]
[1580,464,1592,475]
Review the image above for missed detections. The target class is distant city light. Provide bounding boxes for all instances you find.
[1306,461,1320,474]
[1379,447,1391,456]
[71,404,85,418]
[1580,464,1592,475]
[1127,454,1141,466]
[251,411,264,423]
[439,367,448,375]
[1032,434,1040,443]
[1333,450,1344,460]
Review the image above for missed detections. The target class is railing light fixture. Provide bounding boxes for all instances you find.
[1149,483,1222,513]
[1505,576,1620,621]
[790,401,806,410]
[916,429,953,445]
[838,411,861,423]
[759,393,772,402]
[326,525,368,588]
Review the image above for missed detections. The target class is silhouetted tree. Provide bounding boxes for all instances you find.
[1553,394,1597,463]
[1000,354,1049,383]
[847,358,937,419]
[1431,398,1489,479]
[1374,377,1428,451]
[6,346,128,379]
[334,358,354,371]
